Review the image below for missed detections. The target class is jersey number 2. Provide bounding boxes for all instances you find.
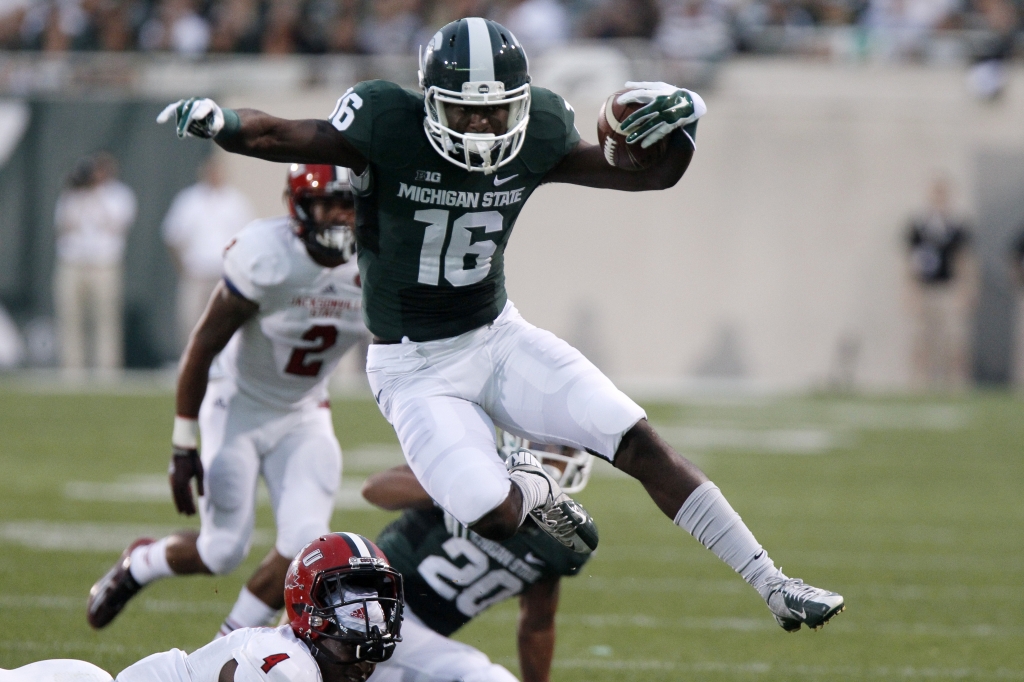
[416,210,504,287]
[285,325,338,377]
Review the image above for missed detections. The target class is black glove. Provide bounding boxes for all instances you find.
[169,447,204,515]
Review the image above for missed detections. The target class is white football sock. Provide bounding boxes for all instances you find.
[128,537,174,586]
[217,587,278,638]
[509,472,551,526]
[674,481,784,600]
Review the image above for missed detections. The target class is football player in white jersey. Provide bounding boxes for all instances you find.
[87,165,369,638]
[10,533,403,682]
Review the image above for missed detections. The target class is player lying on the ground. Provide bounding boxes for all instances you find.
[158,17,844,632]
[88,165,369,638]
[16,533,402,682]
[0,660,112,682]
[362,434,595,682]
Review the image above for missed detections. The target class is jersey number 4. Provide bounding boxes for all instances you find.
[261,654,290,673]
[417,537,524,618]
[285,325,338,377]
[415,210,503,287]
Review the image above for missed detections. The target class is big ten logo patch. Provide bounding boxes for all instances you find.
[415,170,441,184]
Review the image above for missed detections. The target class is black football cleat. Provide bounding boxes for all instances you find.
[87,537,153,629]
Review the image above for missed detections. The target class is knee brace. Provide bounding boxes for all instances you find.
[196,528,250,575]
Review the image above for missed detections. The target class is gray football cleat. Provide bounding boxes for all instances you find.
[764,576,845,632]
[506,449,599,554]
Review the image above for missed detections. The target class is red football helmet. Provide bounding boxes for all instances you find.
[285,532,404,663]
[286,164,357,265]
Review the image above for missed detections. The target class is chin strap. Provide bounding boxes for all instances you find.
[307,638,347,668]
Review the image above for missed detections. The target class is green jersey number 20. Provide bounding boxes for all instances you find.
[417,536,523,617]
[416,210,503,287]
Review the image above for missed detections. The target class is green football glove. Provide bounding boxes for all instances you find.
[618,82,707,149]
[157,97,225,139]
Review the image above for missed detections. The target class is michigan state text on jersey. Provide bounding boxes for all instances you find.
[160,17,845,633]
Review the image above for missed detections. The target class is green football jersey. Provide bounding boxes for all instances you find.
[329,80,580,341]
[376,507,591,636]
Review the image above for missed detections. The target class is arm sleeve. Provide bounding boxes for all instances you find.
[221,224,288,305]
[328,81,376,160]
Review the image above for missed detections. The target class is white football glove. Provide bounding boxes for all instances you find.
[157,97,225,139]
[616,81,707,148]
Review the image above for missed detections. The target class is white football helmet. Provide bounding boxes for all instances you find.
[498,430,594,495]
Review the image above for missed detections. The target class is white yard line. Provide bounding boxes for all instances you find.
[62,476,372,510]
[0,521,272,552]
[549,659,1024,680]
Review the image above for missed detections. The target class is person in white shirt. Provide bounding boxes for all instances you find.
[9,533,403,682]
[163,156,255,352]
[53,151,137,372]
[88,164,368,641]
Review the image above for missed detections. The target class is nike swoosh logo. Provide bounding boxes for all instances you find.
[524,552,545,566]
[493,174,518,186]
[753,550,764,560]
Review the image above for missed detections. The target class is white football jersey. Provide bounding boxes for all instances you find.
[214,216,366,410]
[115,625,319,682]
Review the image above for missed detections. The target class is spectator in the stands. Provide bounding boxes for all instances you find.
[501,0,570,53]
[966,0,1017,99]
[358,0,421,54]
[138,0,210,56]
[0,0,34,48]
[260,0,300,53]
[327,0,361,53]
[208,0,261,53]
[862,0,960,60]
[655,0,733,60]
[582,0,660,38]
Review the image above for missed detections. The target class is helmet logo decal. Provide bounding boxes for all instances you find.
[302,549,324,566]
[261,654,290,673]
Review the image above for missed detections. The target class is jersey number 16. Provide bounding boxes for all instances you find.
[416,210,504,287]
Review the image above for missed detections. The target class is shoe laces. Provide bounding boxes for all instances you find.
[770,577,827,602]
[533,499,577,544]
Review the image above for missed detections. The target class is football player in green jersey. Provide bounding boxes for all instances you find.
[159,17,844,633]
[361,434,593,682]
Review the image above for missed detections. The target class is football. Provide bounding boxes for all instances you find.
[597,89,669,171]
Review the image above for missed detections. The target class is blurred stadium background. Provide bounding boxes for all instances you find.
[1,0,1024,678]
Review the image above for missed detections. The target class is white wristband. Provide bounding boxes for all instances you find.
[172,416,199,449]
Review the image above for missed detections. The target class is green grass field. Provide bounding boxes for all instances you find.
[1,385,1022,680]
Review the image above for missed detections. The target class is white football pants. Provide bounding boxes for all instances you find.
[367,301,645,525]
[369,608,517,682]
[196,379,342,574]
